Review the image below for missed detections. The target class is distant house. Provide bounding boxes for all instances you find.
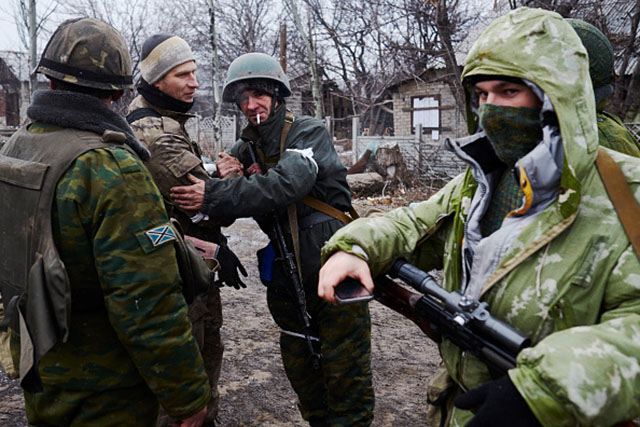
[387,67,466,142]
[0,51,31,127]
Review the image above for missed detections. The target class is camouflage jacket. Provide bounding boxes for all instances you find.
[127,95,225,242]
[597,110,640,157]
[18,123,210,419]
[322,8,640,426]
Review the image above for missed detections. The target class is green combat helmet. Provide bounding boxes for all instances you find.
[567,18,614,104]
[37,17,133,90]
[222,52,291,102]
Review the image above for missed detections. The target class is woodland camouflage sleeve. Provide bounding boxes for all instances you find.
[67,148,210,419]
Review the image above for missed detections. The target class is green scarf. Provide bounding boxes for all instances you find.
[479,104,542,166]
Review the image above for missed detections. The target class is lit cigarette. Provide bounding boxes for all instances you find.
[257,113,261,124]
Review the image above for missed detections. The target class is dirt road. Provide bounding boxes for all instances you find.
[0,213,441,426]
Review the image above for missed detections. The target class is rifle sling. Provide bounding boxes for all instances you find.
[595,149,640,261]
[275,111,360,279]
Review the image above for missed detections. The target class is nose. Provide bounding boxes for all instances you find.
[245,95,259,110]
[188,72,199,89]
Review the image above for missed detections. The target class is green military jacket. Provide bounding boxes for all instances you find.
[322,8,640,426]
[3,124,210,419]
[597,111,640,157]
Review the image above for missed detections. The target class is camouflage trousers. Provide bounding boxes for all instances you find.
[267,285,374,426]
[23,381,159,426]
[265,219,375,426]
[157,288,223,426]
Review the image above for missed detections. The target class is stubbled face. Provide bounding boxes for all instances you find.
[238,89,273,125]
[474,80,541,108]
[154,60,199,103]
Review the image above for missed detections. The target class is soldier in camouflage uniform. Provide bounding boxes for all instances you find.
[0,18,209,426]
[171,53,375,426]
[567,18,640,157]
[127,34,247,426]
[319,8,640,426]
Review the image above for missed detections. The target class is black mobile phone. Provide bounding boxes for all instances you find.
[334,278,374,304]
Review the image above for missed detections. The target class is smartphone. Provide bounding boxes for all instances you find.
[335,278,374,304]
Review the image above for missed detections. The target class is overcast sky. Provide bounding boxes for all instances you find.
[0,0,61,52]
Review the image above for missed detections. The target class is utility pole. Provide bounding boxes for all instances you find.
[279,22,287,72]
[208,0,223,154]
[29,0,37,98]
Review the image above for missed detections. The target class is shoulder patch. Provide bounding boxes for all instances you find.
[145,223,177,246]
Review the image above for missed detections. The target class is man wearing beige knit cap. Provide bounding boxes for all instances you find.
[128,34,246,427]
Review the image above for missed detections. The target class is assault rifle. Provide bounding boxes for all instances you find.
[370,259,530,374]
[246,142,321,368]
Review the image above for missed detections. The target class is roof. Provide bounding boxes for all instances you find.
[0,51,31,82]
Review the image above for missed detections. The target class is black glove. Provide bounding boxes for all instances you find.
[454,376,540,427]
[215,245,248,289]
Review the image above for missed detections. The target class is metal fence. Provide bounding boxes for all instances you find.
[186,114,237,158]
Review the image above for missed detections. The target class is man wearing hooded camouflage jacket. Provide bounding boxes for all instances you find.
[319,8,640,426]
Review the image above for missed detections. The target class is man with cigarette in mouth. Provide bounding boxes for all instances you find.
[171,52,375,426]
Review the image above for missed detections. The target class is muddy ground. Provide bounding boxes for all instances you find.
[0,193,442,427]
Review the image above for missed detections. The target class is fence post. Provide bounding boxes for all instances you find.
[324,115,332,139]
[352,116,360,165]
[416,123,423,173]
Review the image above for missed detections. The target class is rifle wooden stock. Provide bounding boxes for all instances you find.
[373,275,440,342]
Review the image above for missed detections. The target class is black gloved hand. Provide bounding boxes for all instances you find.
[215,245,248,289]
[454,376,541,427]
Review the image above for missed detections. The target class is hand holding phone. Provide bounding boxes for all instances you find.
[334,278,374,304]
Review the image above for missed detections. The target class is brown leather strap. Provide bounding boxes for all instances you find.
[595,149,640,260]
[279,112,303,278]
[302,196,359,224]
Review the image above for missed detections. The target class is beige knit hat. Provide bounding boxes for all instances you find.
[139,34,195,84]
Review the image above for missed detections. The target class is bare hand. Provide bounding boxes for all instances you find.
[174,407,207,427]
[171,174,205,212]
[318,251,375,304]
[216,152,243,178]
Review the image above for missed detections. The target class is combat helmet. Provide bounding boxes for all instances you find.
[567,19,614,103]
[222,52,291,102]
[37,17,133,90]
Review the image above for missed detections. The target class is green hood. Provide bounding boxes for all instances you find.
[462,7,598,200]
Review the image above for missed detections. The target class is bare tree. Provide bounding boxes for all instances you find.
[54,0,155,75]
[284,0,323,118]
[4,0,58,95]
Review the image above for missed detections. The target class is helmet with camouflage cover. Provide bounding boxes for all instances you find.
[222,52,291,103]
[37,17,133,90]
[567,19,614,99]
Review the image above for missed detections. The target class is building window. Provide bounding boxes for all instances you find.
[411,95,440,139]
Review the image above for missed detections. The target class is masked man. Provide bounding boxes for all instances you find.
[318,8,640,426]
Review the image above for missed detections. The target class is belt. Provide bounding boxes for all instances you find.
[298,211,334,229]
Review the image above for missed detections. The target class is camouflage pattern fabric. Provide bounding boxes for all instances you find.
[37,17,132,90]
[323,8,640,426]
[480,171,523,237]
[128,94,224,425]
[0,303,16,378]
[12,129,210,424]
[267,219,374,426]
[597,111,640,157]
